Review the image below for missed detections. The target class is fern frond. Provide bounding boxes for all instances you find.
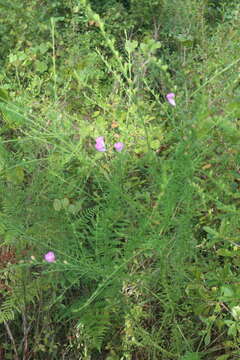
[76,301,112,352]
[80,206,100,223]
[0,298,15,323]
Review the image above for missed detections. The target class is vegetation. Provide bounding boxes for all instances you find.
[0,0,240,358]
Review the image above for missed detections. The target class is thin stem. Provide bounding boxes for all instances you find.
[4,321,19,360]
[191,56,240,97]
[51,17,57,102]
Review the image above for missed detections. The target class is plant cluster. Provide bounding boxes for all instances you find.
[0,0,240,359]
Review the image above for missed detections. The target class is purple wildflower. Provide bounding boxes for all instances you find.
[44,251,56,263]
[96,136,104,143]
[166,93,176,106]
[95,136,106,152]
[114,142,124,152]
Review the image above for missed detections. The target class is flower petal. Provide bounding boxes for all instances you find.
[95,136,104,144]
[95,143,106,152]
[95,136,106,152]
[114,142,124,152]
[44,251,56,263]
[166,93,176,106]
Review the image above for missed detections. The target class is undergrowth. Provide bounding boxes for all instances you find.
[0,0,240,359]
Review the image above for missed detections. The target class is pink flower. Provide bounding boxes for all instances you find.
[166,93,176,106]
[114,142,124,152]
[95,136,106,152]
[44,251,56,263]
[96,136,104,143]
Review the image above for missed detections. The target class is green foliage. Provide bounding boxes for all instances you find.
[181,353,201,360]
[0,299,15,323]
[0,0,240,359]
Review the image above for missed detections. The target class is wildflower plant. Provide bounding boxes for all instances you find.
[0,0,240,359]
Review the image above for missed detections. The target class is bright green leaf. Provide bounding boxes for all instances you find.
[180,352,201,360]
